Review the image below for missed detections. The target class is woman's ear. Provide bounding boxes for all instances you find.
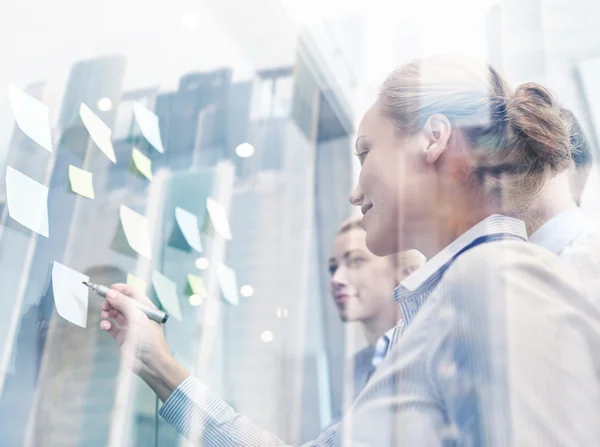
[423,114,452,164]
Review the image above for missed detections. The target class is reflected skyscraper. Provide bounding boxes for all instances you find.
[0,55,128,447]
[3,16,360,446]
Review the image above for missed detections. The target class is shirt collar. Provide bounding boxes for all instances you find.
[373,329,395,365]
[391,214,527,327]
[397,214,527,294]
[384,327,395,341]
[529,207,587,255]
[374,328,395,353]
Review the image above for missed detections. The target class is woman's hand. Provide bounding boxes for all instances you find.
[100,283,189,401]
[100,283,170,376]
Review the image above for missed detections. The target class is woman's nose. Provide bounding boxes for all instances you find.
[349,184,364,207]
[331,264,348,287]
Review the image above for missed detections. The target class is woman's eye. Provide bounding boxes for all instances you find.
[328,265,338,276]
[348,257,366,268]
[354,150,368,165]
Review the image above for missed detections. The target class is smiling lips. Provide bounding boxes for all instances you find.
[335,294,350,305]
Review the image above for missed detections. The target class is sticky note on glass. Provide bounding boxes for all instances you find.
[206,198,232,240]
[131,148,153,180]
[7,85,53,153]
[126,273,147,295]
[5,166,49,237]
[174,207,203,253]
[133,102,165,154]
[79,102,117,163]
[52,261,89,328]
[217,263,238,306]
[68,165,95,199]
[120,205,153,260]
[152,270,182,321]
[187,273,207,297]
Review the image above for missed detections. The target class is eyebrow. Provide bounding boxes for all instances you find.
[343,249,365,259]
[329,250,365,265]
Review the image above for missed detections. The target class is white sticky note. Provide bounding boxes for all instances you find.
[52,261,89,328]
[131,148,153,180]
[5,166,49,237]
[7,85,53,153]
[206,198,232,240]
[217,263,239,306]
[133,102,165,153]
[120,205,153,260]
[152,270,182,321]
[68,165,95,199]
[79,102,117,163]
[175,207,203,253]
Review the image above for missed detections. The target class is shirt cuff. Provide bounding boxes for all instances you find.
[159,375,232,438]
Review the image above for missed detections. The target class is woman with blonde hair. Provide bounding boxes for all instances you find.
[329,216,425,408]
[101,55,600,446]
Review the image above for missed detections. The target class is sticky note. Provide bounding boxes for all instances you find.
[152,270,182,321]
[5,166,49,237]
[68,165,95,199]
[175,207,203,253]
[187,273,207,297]
[79,102,117,163]
[133,102,165,153]
[52,261,89,328]
[206,198,232,240]
[126,273,147,295]
[7,84,53,153]
[217,263,238,306]
[131,148,153,180]
[120,205,153,260]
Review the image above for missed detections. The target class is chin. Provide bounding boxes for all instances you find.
[365,230,395,257]
[339,310,359,323]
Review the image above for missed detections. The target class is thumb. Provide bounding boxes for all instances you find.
[105,289,138,320]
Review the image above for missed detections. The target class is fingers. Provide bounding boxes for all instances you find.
[110,283,156,308]
[102,299,112,312]
[110,283,139,299]
[104,288,138,319]
[100,320,120,340]
[101,309,126,325]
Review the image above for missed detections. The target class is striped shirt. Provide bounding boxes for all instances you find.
[159,214,600,446]
[370,329,393,371]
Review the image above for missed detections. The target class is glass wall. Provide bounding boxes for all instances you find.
[0,0,599,446]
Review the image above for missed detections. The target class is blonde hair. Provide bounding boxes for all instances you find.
[378,55,572,212]
[337,215,363,235]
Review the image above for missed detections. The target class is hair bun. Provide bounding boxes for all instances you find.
[506,82,571,172]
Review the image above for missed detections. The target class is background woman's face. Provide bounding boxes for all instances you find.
[349,103,438,256]
[328,228,398,323]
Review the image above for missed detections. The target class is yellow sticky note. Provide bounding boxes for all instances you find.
[68,165,95,199]
[127,273,147,295]
[187,274,207,297]
[132,148,153,180]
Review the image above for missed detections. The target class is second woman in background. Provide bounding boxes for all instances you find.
[328,216,425,409]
